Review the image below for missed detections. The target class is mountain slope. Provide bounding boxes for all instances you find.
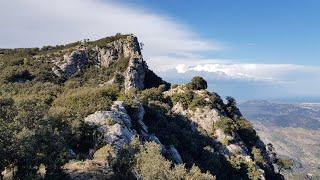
[0,34,282,180]
[239,100,320,178]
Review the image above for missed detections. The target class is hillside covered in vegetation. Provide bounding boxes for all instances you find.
[0,34,284,180]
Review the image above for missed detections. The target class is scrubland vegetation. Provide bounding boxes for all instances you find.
[0,35,286,179]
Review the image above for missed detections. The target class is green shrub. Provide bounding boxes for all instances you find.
[187,76,208,90]
[117,89,139,108]
[236,119,258,149]
[225,96,242,120]
[213,117,237,135]
[276,158,294,173]
[93,145,115,162]
[88,34,129,48]
[228,156,262,180]
[221,137,230,146]
[134,142,215,180]
[251,147,265,165]
[49,85,119,120]
[76,57,129,86]
[247,161,262,180]
[171,84,179,89]
[170,91,194,109]
[0,97,16,121]
[113,73,125,85]
[64,79,82,90]
[0,119,14,172]
[140,87,165,104]
[189,96,210,110]
[134,142,172,179]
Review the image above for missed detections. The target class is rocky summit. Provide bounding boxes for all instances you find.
[0,34,284,180]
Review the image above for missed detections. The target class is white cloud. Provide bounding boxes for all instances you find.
[2,0,320,99]
[146,55,320,84]
[175,62,320,82]
[0,0,219,58]
[147,55,233,72]
[176,64,189,73]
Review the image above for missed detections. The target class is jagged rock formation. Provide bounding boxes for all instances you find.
[51,35,148,91]
[96,36,141,67]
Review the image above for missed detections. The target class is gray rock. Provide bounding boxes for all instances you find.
[124,57,146,91]
[84,101,136,151]
[52,35,146,90]
[57,48,89,78]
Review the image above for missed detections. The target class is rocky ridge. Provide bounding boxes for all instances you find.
[0,34,283,180]
[59,35,280,179]
[165,86,275,179]
[52,35,147,90]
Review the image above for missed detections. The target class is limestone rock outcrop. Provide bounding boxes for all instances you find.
[84,101,137,151]
[54,48,89,78]
[52,35,147,91]
[124,57,146,90]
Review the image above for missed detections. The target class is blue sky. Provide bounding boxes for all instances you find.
[121,0,320,66]
[1,0,320,101]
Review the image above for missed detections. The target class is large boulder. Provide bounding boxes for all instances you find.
[84,101,137,151]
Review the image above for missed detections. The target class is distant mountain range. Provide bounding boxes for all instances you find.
[240,100,320,130]
[239,100,320,177]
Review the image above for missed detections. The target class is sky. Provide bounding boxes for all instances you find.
[1,0,320,102]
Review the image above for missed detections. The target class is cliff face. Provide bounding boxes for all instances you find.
[52,35,148,90]
[0,34,282,180]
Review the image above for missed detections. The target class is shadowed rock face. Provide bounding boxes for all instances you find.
[57,48,89,78]
[124,57,146,90]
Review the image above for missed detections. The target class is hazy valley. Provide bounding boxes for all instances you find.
[239,101,320,178]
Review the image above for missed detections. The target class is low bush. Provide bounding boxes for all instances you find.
[170,91,194,109]
[251,147,266,165]
[213,117,237,135]
[228,156,261,180]
[189,96,210,110]
[93,145,115,162]
[187,76,208,90]
[236,119,259,149]
[134,142,215,180]
[49,85,119,121]
[140,87,165,104]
